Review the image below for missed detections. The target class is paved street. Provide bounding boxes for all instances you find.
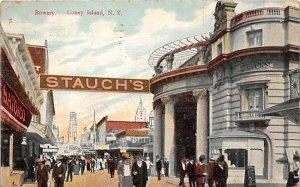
[22,170,290,187]
[22,170,177,187]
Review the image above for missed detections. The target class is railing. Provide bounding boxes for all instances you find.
[232,8,284,28]
[235,110,270,121]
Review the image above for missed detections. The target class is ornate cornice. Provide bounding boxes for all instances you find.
[150,45,300,94]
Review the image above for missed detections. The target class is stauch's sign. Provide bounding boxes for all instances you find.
[40,74,150,93]
[1,78,32,127]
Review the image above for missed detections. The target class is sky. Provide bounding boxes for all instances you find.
[1,0,298,142]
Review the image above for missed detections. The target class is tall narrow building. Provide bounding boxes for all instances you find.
[68,112,77,146]
[135,96,147,122]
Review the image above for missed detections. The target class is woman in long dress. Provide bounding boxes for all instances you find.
[117,153,133,187]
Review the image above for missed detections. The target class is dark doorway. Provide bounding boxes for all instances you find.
[174,92,197,165]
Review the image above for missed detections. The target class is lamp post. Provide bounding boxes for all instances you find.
[21,137,27,158]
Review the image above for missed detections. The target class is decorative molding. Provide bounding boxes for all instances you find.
[161,96,170,105]
[193,89,208,100]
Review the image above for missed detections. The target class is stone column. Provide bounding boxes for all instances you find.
[193,89,208,160]
[197,46,206,65]
[161,95,175,176]
[153,101,162,162]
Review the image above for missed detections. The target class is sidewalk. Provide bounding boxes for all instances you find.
[148,176,289,187]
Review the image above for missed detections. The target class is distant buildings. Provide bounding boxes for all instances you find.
[68,112,78,146]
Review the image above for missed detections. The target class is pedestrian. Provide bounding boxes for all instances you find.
[80,156,86,175]
[215,155,228,187]
[99,157,104,170]
[91,157,96,172]
[117,153,133,187]
[51,157,56,170]
[45,158,51,174]
[73,158,80,175]
[145,156,153,176]
[27,155,36,182]
[155,156,162,180]
[187,158,196,187]
[108,157,116,178]
[178,157,187,187]
[287,155,299,186]
[132,153,148,187]
[86,157,91,171]
[207,157,216,187]
[195,155,206,187]
[36,158,48,187]
[52,156,66,187]
[66,157,75,182]
[164,158,169,177]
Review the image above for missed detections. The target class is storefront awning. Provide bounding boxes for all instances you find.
[1,48,39,115]
[25,122,56,145]
[260,98,300,124]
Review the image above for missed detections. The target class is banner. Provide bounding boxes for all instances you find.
[40,74,150,93]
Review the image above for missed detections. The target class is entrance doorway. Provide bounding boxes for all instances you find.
[175,92,197,164]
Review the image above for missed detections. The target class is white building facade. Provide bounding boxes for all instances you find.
[150,1,300,182]
[68,112,78,146]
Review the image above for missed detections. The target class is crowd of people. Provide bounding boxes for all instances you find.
[155,154,228,187]
[20,152,300,187]
[23,154,119,187]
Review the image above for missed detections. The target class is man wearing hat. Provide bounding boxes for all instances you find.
[207,157,216,187]
[195,155,206,187]
[52,156,66,187]
[132,153,148,187]
[36,158,48,187]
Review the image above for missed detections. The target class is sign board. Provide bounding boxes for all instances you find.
[40,74,150,93]
[120,148,127,153]
[244,166,256,187]
[94,144,109,150]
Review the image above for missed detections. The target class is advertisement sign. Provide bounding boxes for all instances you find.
[40,74,150,93]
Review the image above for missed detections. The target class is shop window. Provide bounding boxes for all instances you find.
[247,30,262,47]
[225,149,248,168]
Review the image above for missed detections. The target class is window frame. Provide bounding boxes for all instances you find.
[246,29,263,47]
[239,83,268,112]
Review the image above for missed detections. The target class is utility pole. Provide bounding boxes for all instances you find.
[93,109,96,144]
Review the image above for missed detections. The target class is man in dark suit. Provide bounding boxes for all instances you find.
[178,157,187,187]
[155,156,162,181]
[132,153,148,187]
[52,156,66,187]
[66,157,75,182]
[164,158,169,177]
[36,158,48,187]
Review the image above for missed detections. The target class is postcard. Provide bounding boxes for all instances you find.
[1,0,299,186]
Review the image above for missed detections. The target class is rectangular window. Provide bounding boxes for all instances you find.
[240,84,266,111]
[247,30,262,47]
[217,43,222,56]
[246,89,263,111]
[225,149,247,168]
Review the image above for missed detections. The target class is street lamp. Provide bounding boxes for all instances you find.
[21,137,27,158]
[21,137,27,146]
